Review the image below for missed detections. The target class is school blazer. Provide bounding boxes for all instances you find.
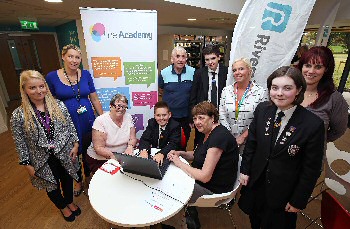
[240,101,325,210]
[138,118,181,156]
[189,64,228,112]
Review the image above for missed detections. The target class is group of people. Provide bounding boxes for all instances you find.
[10,43,348,228]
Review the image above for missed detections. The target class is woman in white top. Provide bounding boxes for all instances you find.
[86,94,137,174]
[219,58,267,152]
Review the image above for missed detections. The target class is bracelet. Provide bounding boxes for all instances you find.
[127,144,134,148]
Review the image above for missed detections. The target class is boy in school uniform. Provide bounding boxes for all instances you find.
[138,101,181,165]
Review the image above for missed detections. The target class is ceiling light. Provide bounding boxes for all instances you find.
[45,0,63,2]
[187,18,196,21]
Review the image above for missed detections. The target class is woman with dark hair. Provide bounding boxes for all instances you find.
[297,46,348,142]
[238,66,325,229]
[165,101,239,228]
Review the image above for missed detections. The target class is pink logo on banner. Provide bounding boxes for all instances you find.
[132,91,158,108]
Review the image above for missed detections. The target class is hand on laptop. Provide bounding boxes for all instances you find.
[139,150,148,159]
[153,153,164,165]
[124,146,134,155]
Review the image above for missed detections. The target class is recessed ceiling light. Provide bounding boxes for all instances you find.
[45,0,63,2]
[187,18,196,21]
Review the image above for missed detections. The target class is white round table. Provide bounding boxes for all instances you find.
[88,158,195,227]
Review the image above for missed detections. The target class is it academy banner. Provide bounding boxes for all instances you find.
[226,0,316,87]
[80,8,157,139]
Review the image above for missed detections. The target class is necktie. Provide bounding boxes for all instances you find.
[272,111,285,145]
[211,72,217,107]
[158,128,165,148]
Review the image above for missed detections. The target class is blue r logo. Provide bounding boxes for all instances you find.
[261,2,292,33]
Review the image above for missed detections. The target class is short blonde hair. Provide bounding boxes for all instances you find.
[19,70,66,132]
[62,44,81,56]
[232,57,253,77]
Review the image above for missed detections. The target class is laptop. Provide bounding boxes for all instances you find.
[114,153,171,180]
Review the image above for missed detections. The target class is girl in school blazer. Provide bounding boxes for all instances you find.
[238,66,325,229]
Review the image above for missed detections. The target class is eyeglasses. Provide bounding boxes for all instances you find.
[112,104,128,110]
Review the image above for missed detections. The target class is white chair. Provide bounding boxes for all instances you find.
[189,155,242,228]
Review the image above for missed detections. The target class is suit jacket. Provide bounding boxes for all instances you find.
[240,101,325,210]
[189,63,228,113]
[138,118,181,156]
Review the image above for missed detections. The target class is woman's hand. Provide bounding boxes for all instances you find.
[239,173,250,186]
[285,203,300,213]
[69,142,79,161]
[139,150,148,159]
[153,153,164,165]
[124,145,134,155]
[167,150,181,159]
[168,153,182,167]
[25,165,37,178]
[236,135,246,145]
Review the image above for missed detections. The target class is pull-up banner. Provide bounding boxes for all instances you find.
[80,8,157,139]
[226,0,316,87]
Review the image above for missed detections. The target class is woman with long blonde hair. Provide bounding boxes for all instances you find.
[11,70,81,222]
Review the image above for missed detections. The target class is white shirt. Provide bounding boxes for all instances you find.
[219,81,268,137]
[87,112,134,160]
[275,105,297,141]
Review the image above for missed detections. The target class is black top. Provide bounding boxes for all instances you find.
[192,125,239,193]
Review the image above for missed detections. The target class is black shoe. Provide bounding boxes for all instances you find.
[71,206,81,216]
[160,224,175,229]
[186,207,201,229]
[60,209,75,222]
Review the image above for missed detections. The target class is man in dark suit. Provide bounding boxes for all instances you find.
[138,101,181,165]
[189,45,228,146]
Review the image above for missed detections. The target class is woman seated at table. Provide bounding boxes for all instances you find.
[165,101,239,228]
[86,94,137,174]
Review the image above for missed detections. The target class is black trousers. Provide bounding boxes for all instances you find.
[46,155,74,210]
[173,117,191,150]
[240,171,297,229]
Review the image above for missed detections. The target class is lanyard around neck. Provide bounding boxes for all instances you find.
[33,104,51,134]
[64,69,80,102]
[234,81,252,119]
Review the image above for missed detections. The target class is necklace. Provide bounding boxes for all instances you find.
[307,92,318,97]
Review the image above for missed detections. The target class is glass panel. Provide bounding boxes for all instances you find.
[7,40,22,76]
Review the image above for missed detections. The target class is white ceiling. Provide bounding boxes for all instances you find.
[0,0,237,31]
[0,0,349,32]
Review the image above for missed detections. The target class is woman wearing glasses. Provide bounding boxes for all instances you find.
[46,44,103,196]
[86,94,137,174]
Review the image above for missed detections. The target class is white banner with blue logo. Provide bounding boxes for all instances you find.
[80,8,157,139]
[226,0,316,87]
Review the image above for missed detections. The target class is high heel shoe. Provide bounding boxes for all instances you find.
[60,209,75,222]
[74,183,84,197]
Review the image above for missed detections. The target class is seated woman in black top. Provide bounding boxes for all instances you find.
[165,101,239,228]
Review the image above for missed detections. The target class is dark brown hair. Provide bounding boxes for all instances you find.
[192,101,219,123]
[154,101,170,113]
[267,66,306,105]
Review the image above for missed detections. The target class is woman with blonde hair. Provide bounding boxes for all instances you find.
[219,58,267,152]
[11,70,81,222]
[46,44,103,196]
